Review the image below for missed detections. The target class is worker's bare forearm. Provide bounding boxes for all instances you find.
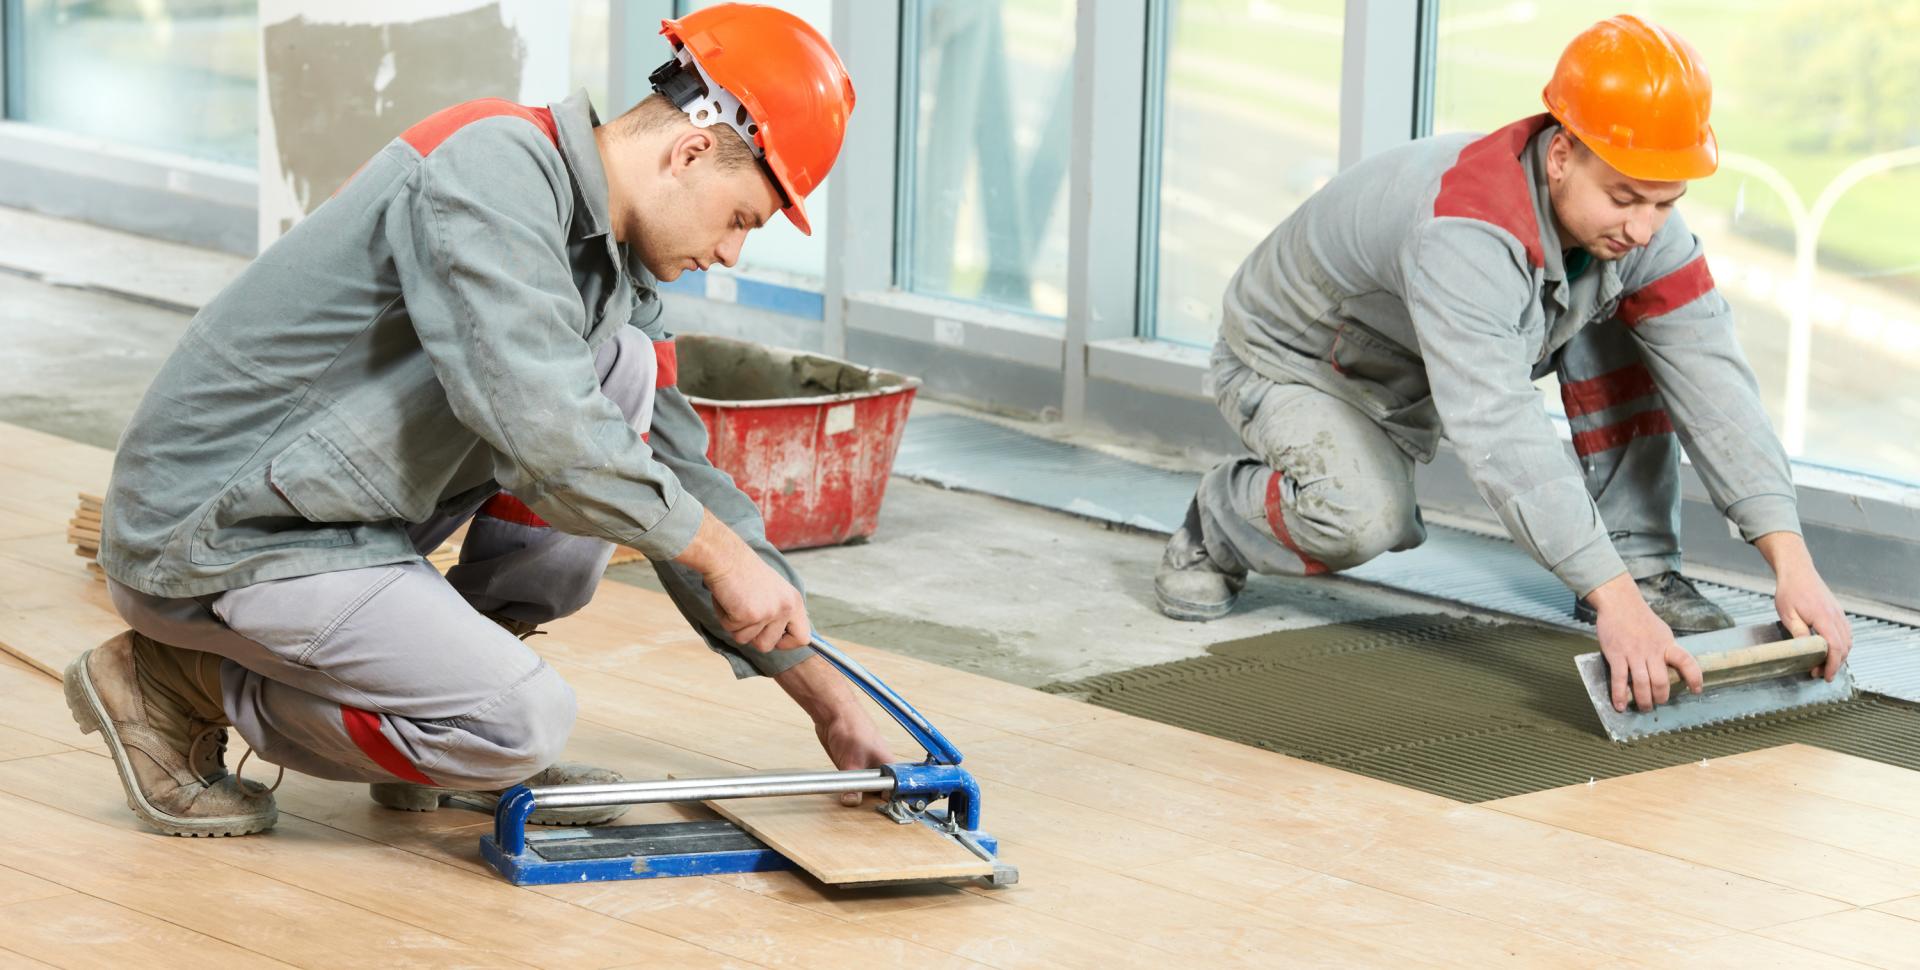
[1584,571,1652,618]
[773,655,863,725]
[1753,531,1815,579]
[672,508,751,581]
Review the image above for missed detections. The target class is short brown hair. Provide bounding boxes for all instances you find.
[613,93,758,171]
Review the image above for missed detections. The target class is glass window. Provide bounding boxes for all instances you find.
[1434,1,1920,485]
[677,0,831,285]
[1143,0,1345,347]
[5,0,257,166]
[902,0,1076,319]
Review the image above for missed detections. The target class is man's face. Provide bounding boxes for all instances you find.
[1546,133,1688,262]
[634,131,784,282]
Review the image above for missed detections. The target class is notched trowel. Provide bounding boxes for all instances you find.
[1574,621,1855,742]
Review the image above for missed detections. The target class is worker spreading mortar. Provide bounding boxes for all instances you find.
[1155,15,1854,717]
[63,4,893,838]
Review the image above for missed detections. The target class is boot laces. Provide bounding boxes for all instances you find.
[185,726,283,794]
[1654,571,1704,599]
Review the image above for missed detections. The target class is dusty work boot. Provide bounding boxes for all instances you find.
[370,762,627,826]
[1573,571,1735,634]
[63,632,278,837]
[1154,501,1247,622]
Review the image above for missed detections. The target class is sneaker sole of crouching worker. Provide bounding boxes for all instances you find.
[369,782,627,826]
[62,651,278,838]
[1154,586,1236,622]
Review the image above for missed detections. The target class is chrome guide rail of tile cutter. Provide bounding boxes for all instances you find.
[480,634,1017,887]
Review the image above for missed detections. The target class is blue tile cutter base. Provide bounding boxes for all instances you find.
[481,635,1016,888]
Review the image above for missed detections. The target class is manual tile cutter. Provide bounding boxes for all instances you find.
[481,634,1016,887]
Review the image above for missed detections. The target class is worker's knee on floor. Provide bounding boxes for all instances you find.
[433,664,577,790]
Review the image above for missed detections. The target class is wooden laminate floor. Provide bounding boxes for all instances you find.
[1,422,1916,968]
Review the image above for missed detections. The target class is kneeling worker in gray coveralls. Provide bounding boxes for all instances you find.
[64,5,892,837]
[1156,16,1854,716]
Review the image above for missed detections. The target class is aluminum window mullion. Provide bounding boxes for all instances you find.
[1338,0,1422,170]
[1064,0,1148,424]
[1133,0,1171,344]
[824,0,900,359]
[1412,0,1439,139]
[1,0,19,120]
[608,1,676,113]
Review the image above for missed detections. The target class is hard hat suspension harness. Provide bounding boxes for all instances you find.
[648,47,792,209]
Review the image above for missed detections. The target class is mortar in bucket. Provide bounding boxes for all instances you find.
[675,333,921,551]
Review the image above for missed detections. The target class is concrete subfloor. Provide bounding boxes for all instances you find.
[0,204,1480,689]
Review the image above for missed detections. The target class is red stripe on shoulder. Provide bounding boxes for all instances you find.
[1617,256,1715,328]
[1432,114,1555,269]
[400,99,558,157]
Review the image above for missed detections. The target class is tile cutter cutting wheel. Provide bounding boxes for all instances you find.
[481,635,1016,887]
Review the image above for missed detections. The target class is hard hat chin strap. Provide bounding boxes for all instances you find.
[649,46,765,162]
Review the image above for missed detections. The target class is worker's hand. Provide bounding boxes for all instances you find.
[707,554,811,652]
[775,656,896,806]
[677,510,811,651]
[1757,533,1853,680]
[1588,572,1703,712]
[815,710,895,807]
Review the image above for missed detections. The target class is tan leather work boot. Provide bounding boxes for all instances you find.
[64,632,278,837]
[370,762,627,826]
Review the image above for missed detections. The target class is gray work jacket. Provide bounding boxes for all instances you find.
[100,92,711,601]
[1221,114,1799,595]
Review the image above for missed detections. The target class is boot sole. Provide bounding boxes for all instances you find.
[369,782,624,826]
[1155,589,1234,622]
[64,650,277,838]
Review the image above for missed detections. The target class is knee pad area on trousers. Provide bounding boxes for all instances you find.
[1286,480,1418,570]
[440,664,578,790]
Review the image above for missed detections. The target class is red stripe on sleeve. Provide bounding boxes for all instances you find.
[340,706,436,786]
[1617,256,1715,328]
[1559,362,1658,419]
[1572,410,1675,456]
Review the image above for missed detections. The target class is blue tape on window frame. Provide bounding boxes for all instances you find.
[658,271,825,321]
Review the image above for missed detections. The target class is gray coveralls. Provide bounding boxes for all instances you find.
[97,92,807,791]
[1193,115,1800,596]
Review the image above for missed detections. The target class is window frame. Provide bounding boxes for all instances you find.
[0,0,1910,607]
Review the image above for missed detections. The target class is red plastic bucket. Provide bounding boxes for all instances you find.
[677,334,920,551]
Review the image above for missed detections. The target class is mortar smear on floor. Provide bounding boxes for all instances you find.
[1044,615,1920,802]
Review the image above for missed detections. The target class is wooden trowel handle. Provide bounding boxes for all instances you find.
[1666,635,1829,690]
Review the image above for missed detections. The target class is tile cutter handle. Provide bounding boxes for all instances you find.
[809,633,963,766]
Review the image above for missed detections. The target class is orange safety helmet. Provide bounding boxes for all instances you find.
[1540,14,1717,181]
[653,3,855,235]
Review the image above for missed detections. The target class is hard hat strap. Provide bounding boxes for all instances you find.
[651,46,765,163]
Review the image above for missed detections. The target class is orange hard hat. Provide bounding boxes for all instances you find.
[1540,14,1717,181]
[654,3,855,235]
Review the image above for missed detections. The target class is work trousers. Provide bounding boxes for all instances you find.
[1193,321,1683,583]
[106,328,661,791]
